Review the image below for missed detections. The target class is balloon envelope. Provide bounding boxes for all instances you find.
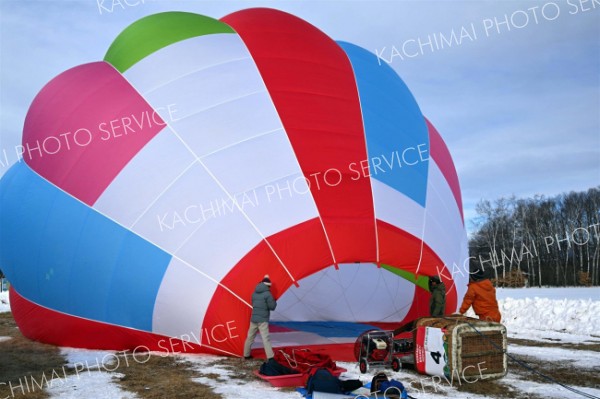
[0,9,468,357]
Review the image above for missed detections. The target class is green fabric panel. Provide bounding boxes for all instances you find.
[104,12,235,73]
[381,264,431,291]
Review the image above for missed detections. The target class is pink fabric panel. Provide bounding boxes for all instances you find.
[22,61,165,205]
[426,118,464,222]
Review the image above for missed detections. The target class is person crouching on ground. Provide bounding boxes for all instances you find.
[459,268,501,322]
[243,274,277,360]
[429,275,446,317]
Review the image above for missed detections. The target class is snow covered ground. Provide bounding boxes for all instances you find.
[496,287,599,301]
[0,290,9,313]
[181,353,600,399]
[44,348,138,399]
[1,287,599,398]
[27,348,600,399]
[496,287,600,343]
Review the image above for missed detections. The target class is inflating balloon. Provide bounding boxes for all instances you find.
[0,9,468,356]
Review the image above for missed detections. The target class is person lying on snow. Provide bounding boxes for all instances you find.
[458,268,502,323]
[243,274,277,360]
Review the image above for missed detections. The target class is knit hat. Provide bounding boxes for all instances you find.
[471,268,485,281]
[262,274,272,286]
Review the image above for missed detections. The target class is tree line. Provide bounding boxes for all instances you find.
[469,186,600,287]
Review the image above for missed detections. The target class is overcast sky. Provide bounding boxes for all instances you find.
[1,0,598,232]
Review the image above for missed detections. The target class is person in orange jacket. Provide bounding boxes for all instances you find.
[459,268,501,323]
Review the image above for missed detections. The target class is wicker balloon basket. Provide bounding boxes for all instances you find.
[414,315,507,381]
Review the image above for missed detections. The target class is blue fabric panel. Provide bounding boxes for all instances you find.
[0,162,171,331]
[272,321,380,338]
[338,41,429,206]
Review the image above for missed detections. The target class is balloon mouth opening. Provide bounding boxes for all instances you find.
[271,263,420,324]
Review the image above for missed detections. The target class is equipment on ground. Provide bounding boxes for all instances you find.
[353,316,508,381]
[354,330,412,373]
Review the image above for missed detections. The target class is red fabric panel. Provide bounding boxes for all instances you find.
[8,287,222,355]
[221,8,376,264]
[376,220,424,271]
[22,62,165,206]
[426,118,464,222]
[403,286,433,323]
[202,218,333,355]
[252,343,357,362]
[377,219,458,313]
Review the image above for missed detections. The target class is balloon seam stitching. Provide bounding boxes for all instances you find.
[129,158,197,229]
[128,55,252,97]
[163,124,299,286]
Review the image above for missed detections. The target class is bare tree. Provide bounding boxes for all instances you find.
[469,186,599,287]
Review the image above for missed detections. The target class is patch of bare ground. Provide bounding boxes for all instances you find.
[192,356,298,394]
[507,353,600,389]
[0,313,67,399]
[113,353,223,399]
[508,337,600,352]
[506,338,600,389]
[0,312,222,399]
[454,378,543,399]
[388,363,539,399]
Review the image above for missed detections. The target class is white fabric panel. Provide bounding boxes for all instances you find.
[201,129,301,196]
[166,92,282,158]
[152,257,219,343]
[423,159,469,289]
[272,263,416,323]
[426,160,465,240]
[371,178,425,238]
[175,201,269,283]
[123,33,321,265]
[242,173,317,238]
[118,33,327,337]
[123,32,319,240]
[131,163,256,254]
[94,128,195,227]
[138,57,263,123]
[123,34,249,102]
[454,239,470,309]
[108,154,262,337]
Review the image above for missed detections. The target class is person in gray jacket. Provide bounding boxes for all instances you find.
[243,274,277,360]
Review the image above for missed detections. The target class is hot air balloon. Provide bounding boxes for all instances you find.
[0,8,468,358]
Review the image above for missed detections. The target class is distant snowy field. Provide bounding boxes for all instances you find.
[496,287,600,343]
[496,286,599,301]
[1,287,599,398]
